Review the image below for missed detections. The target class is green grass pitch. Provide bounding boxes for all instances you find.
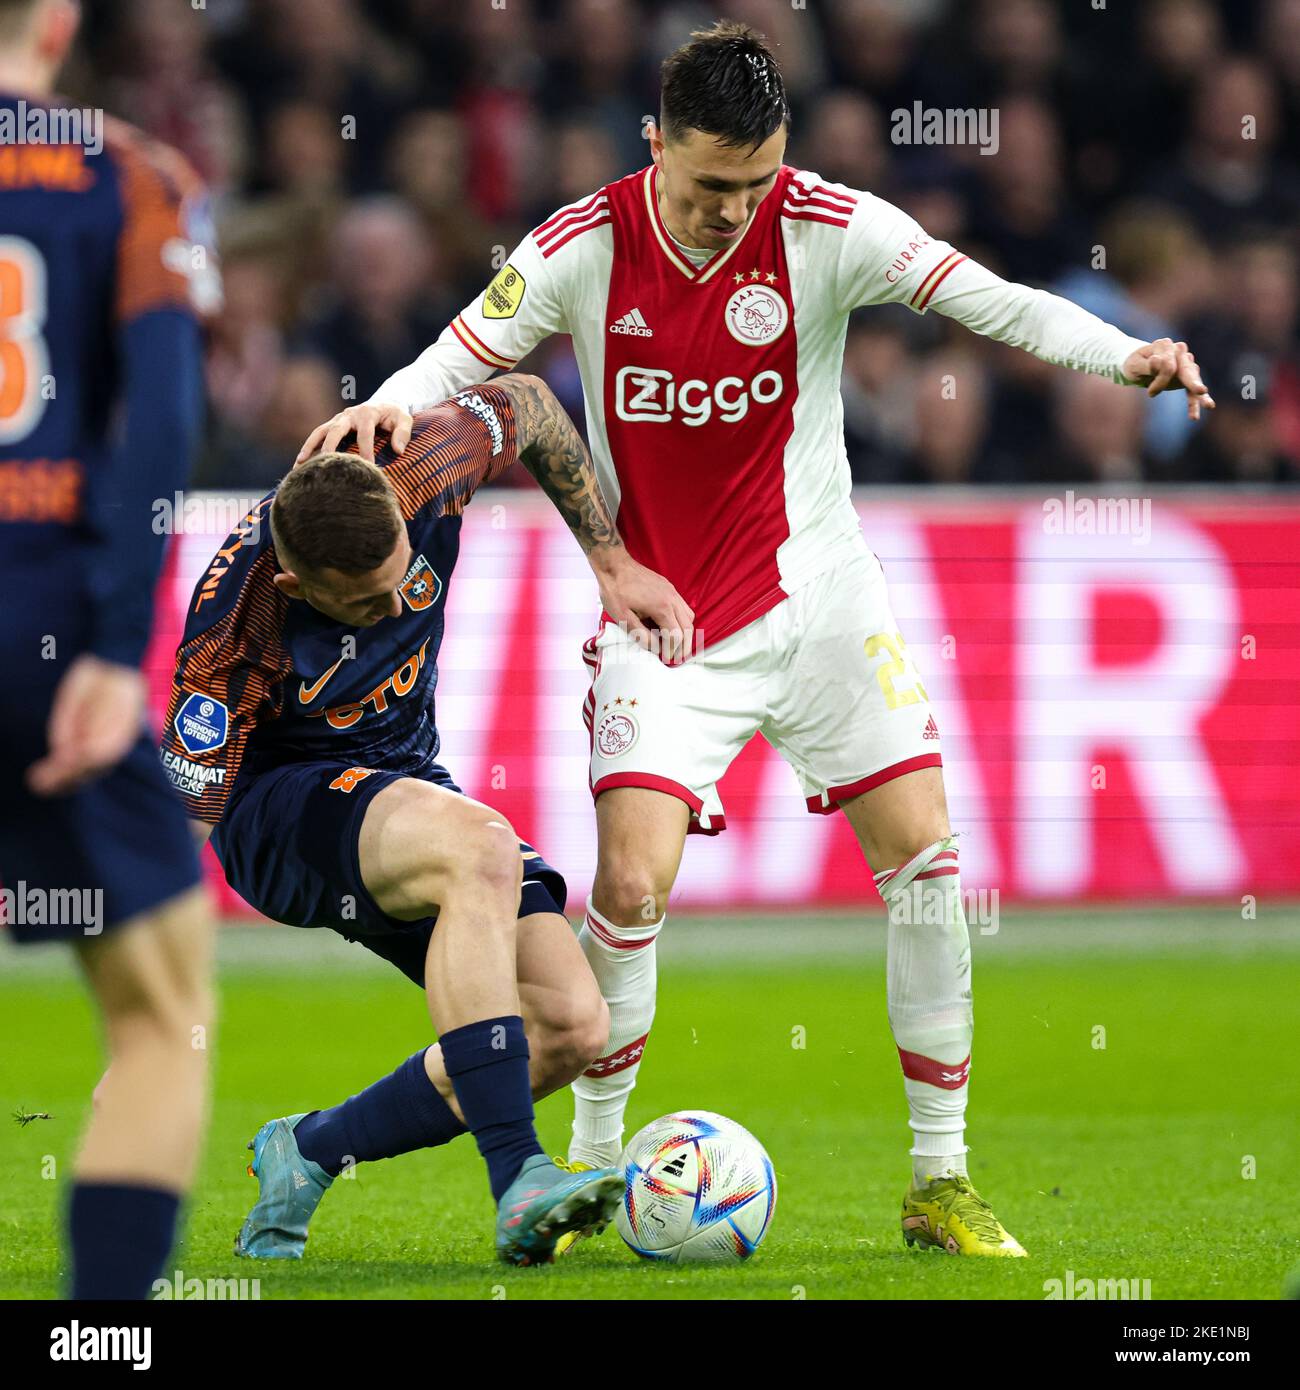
[3,906,1299,1300]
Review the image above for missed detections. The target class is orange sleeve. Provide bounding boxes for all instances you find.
[106,119,221,325]
[380,383,521,520]
[161,549,292,824]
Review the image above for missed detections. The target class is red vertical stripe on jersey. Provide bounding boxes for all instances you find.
[599,165,800,651]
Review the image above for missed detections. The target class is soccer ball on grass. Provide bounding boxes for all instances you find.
[615,1110,777,1263]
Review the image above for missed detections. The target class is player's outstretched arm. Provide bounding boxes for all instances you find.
[495,372,696,664]
[835,188,1215,423]
[919,260,1215,421]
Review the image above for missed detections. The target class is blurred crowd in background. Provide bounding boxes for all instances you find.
[69,0,1300,489]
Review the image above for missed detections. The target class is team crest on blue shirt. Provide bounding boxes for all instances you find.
[174,692,229,756]
[399,553,442,612]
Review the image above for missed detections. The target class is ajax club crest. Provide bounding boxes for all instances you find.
[596,709,639,758]
[724,283,788,346]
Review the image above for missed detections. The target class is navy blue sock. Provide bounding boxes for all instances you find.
[68,1182,180,1300]
[440,1015,543,1202]
[294,1049,467,1177]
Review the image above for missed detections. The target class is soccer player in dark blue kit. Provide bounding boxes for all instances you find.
[161,373,692,1264]
[0,0,220,1297]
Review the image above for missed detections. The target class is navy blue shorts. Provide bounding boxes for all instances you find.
[211,758,567,986]
[0,558,202,945]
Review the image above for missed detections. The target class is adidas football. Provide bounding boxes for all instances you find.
[615,1110,777,1262]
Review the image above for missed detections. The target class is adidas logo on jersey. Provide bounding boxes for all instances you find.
[923,714,940,740]
[610,307,653,337]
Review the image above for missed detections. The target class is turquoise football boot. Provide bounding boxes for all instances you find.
[495,1153,623,1266]
[234,1114,334,1259]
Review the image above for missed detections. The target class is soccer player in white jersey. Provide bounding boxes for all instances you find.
[299,21,1215,1257]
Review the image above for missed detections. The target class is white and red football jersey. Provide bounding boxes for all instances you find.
[377,165,1146,648]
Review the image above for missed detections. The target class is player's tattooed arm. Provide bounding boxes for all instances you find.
[497,372,697,663]
[497,372,620,557]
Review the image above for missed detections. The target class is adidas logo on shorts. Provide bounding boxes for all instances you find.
[923,714,940,740]
[610,307,653,336]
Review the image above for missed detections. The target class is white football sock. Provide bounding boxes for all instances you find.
[910,1132,969,1185]
[874,836,973,1188]
[569,898,662,1167]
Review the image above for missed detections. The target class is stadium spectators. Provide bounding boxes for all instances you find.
[70,0,1300,488]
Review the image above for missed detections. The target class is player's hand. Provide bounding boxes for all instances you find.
[26,655,148,797]
[1121,338,1216,421]
[295,402,414,464]
[592,549,696,665]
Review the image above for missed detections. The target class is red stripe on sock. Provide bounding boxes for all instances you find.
[583,1032,649,1078]
[876,847,958,888]
[897,1047,971,1090]
[584,912,657,951]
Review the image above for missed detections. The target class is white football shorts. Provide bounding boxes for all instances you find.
[581,548,941,832]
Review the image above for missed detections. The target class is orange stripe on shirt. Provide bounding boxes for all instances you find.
[105,117,206,324]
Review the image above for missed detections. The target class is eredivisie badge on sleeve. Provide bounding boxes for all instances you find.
[483,263,525,319]
[173,692,229,755]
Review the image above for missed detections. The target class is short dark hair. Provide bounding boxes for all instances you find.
[660,20,789,152]
[271,454,403,576]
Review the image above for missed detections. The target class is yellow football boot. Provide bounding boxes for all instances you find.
[901,1172,1028,1257]
[552,1158,597,1257]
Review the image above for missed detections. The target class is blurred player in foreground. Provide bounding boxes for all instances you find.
[162,374,687,1265]
[0,0,217,1297]
[303,23,1218,1258]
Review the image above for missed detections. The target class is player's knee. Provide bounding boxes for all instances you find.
[441,812,523,910]
[535,991,610,1088]
[101,971,211,1057]
[592,862,671,927]
[568,991,611,1075]
[876,823,954,876]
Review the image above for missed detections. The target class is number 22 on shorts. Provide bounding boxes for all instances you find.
[864,632,928,709]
